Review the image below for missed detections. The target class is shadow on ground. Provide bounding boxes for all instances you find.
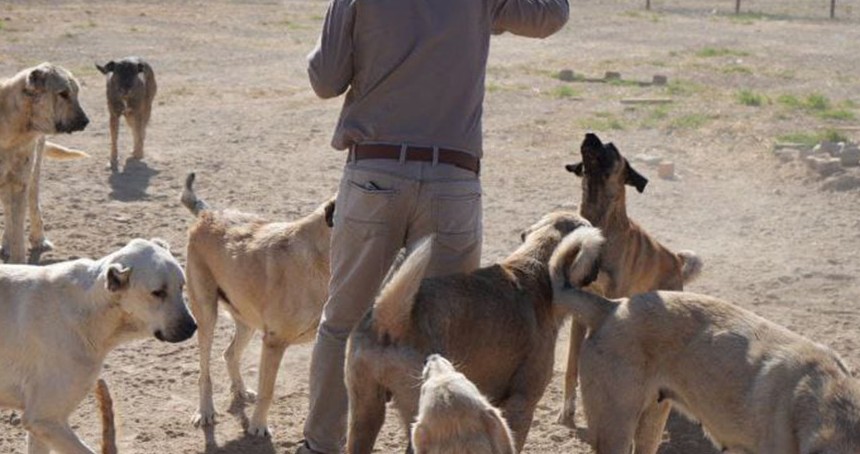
[109,159,159,201]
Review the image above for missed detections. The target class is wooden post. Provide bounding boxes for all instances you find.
[646,0,651,10]
[735,0,741,14]
[831,0,836,18]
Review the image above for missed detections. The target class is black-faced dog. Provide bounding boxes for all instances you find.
[557,133,703,426]
[96,57,157,171]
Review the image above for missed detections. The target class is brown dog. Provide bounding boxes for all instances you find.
[181,173,335,437]
[0,63,90,263]
[96,57,156,171]
[345,212,604,453]
[557,132,703,426]
[551,277,860,453]
[411,354,516,454]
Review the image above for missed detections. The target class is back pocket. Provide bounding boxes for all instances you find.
[432,192,481,253]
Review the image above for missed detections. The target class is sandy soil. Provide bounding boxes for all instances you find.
[1,0,859,452]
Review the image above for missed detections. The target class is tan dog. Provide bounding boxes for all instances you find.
[345,212,604,453]
[95,379,117,454]
[0,238,197,453]
[558,132,703,426]
[96,57,156,171]
[0,63,90,263]
[412,354,516,454]
[181,173,335,437]
[551,276,860,453]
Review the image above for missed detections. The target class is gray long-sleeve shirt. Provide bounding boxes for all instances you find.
[308,0,569,158]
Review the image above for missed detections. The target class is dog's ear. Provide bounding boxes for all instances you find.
[150,238,171,252]
[106,264,132,292]
[25,67,49,94]
[481,409,516,454]
[625,161,648,193]
[324,199,336,228]
[96,61,115,75]
[565,162,584,177]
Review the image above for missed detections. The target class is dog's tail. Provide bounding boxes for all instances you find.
[678,250,703,285]
[372,236,434,342]
[44,141,90,160]
[180,172,210,216]
[95,379,117,454]
[549,226,616,329]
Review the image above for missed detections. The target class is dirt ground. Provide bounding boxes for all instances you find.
[1,0,859,453]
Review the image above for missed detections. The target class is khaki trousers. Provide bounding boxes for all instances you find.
[303,159,482,453]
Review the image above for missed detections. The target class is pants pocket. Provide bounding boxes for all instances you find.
[338,173,398,225]
[432,192,481,253]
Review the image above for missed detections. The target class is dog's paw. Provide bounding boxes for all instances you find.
[246,422,271,438]
[107,159,119,172]
[191,411,216,427]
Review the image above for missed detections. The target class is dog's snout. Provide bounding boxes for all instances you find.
[425,354,442,365]
[173,319,198,342]
[76,115,90,131]
[57,115,89,134]
[176,320,198,341]
[155,318,197,343]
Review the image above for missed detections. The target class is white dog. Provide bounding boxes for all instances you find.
[412,354,516,454]
[0,238,197,453]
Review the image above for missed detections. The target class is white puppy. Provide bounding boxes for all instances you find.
[0,238,197,453]
[411,354,516,454]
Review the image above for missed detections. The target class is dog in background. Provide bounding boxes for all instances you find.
[0,238,197,453]
[550,255,860,454]
[96,57,156,171]
[345,212,604,453]
[181,173,335,437]
[0,63,90,263]
[412,354,515,454]
[557,132,703,426]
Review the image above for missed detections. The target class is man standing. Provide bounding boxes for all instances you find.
[298,0,569,452]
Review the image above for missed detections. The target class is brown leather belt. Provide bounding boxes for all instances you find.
[349,144,480,175]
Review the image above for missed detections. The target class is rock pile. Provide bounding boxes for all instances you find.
[774,140,860,191]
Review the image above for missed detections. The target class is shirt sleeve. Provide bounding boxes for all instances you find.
[492,0,570,38]
[307,0,356,99]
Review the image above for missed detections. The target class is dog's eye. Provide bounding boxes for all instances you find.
[151,289,167,300]
[58,90,70,100]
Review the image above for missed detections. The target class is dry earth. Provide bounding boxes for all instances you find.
[1,0,859,453]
